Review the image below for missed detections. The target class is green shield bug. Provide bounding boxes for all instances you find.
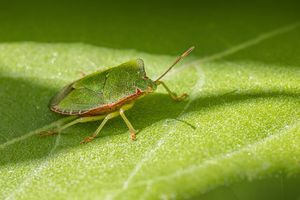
[39,47,194,144]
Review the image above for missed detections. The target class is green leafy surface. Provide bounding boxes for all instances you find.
[0,1,300,200]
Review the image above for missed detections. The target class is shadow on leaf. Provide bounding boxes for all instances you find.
[0,75,299,166]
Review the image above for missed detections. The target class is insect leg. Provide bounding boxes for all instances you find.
[80,111,120,144]
[119,107,137,141]
[78,71,86,77]
[156,81,188,101]
[38,115,105,136]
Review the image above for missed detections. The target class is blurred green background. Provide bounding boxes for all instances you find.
[0,0,299,57]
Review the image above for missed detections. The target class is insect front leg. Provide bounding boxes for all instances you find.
[156,81,188,101]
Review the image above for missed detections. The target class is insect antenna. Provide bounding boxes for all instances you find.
[155,46,195,82]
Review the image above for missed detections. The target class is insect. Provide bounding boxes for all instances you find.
[39,47,194,144]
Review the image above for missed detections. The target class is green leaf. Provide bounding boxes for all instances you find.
[0,2,300,199]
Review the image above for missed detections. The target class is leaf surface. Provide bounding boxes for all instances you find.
[0,2,300,199]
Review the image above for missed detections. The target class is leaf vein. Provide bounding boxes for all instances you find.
[133,121,300,187]
[5,134,62,200]
[171,22,300,76]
